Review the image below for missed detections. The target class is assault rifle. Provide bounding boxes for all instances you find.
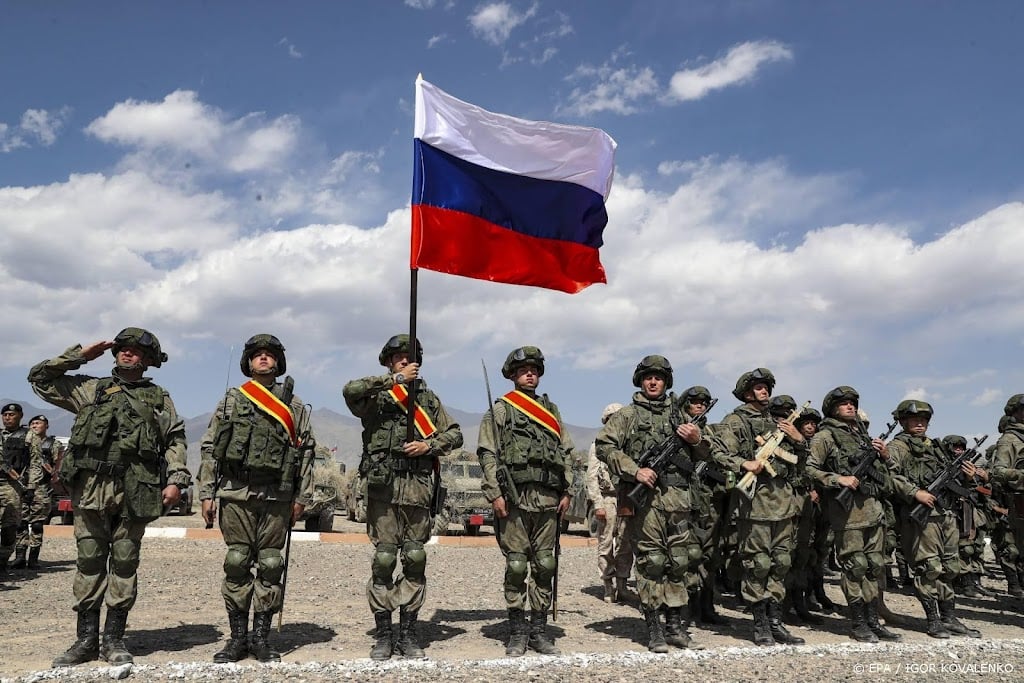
[834,420,899,511]
[909,434,989,527]
[735,401,810,499]
[625,398,718,509]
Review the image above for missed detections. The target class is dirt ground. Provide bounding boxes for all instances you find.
[2,513,1024,682]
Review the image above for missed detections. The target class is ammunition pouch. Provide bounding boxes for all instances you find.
[392,456,433,474]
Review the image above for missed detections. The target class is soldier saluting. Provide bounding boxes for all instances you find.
[28,328,190,667]
[199,334,316,663]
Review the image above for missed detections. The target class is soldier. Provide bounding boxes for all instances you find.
[596,356,706,652]
[198,334,316,663]
[28,328,190,666]
[779,401,822,625]
[1,403,34,573]
[343,334,463,660]
[12,414,56,569]
[806,386,900,643]
[942,435,995,599]
[586,402,634,603]
[479,346,573,656]
[710,369,806,646]
[887,399,980,639]
[794,408,838,616]
[990,396,1024,597]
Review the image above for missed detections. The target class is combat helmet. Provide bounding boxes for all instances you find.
[378,334,423,367]
[1003,394,1024,416]
[111,327,167,368]
[502,346,545,379]
[601,403,624,424]
[632,355,673,389]
[241,334,286,377]
[681,385,713,406]
[731,368,775,401]
[893,399,933,421]
[941,435,967,453]
[768,394,797,418]
[795,407,823,428]
[821,386,859,417]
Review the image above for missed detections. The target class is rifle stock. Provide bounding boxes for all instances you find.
[735,401,810,499]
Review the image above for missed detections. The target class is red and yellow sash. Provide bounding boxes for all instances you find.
[388,384,438,439]
[239,380,298,446]
[501,390,561,438]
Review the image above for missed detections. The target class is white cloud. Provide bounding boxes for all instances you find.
[903,388,931,401]
[278,37,303,59]
[971,388,1002,407]
[560,62,660,116]
[468,1,537,45]
[405,0,437,8]
[1,106,72,152]
[667,40,793,102]
[427,33,447,49]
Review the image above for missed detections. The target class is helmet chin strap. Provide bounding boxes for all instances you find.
[116,360,146,372]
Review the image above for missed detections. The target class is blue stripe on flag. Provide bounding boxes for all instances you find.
[413,140,607,249]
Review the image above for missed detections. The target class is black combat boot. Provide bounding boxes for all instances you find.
[395,607,425,658]
[791,586,822,625]
[643,606,669,653]
[812,578,838,614]
[767,600,804,645]
[370,611,394,660]
[958,573,981,598]
[213,608,249,663]
[897,557,912,590]
[27,545,41,569]
[938,599,981,638]
[527,609,559,655]
[751,600,775,646]
[866,599,901,641]
[504,608,528,657]
[250,612,281,662]
[848,599,877,643]
[1008,568,1024,597]
[805,584,822,611]
[699,585,724,624]
[100,607,133,664]
[972,572,996,597]
[10,546,27,569]
[52,610,101,666]
[919,597,950,639]
[664,605,703,649]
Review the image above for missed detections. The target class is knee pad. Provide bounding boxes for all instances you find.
[109,538,140,578]
[224,544,253,580]
[746,552,772,580]
[30,521,45,536]
[533,549,557,585]
[76,537,107,575]
[667,545,694,581]
[1004,545,1020,562]
[257,548,285,584]
[638,550,668,581]
[770,550,792,581]
[916,556,943,581]
[402,541,427,581]
[371,543,398,584]
[941,556,961,580]
[505,552,529,589]
[843,552,869,581]
[961,545,975,558]
[865,552,886,580]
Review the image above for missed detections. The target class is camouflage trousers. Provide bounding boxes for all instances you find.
[630,506,700,610]
[901,512,959,602]
[737,517,796,604]
[497,506,558,611]
[366,497,431,614]
[594,495,634,581]
[991,521,1023,580]
[693,487,729,577]
[218,498,290,614]
[958,527,987,575]
[835,524,885,604]
[71,506,148,612]
[0,482,21,564]
[16,487,52,550]
[788,491,816,591]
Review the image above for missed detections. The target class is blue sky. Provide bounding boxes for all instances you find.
[1,1,1022,444]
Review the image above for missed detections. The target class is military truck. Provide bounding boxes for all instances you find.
[560,450,597,536]
[297,446,345,532]
[432,450,492,536]
[344,470,367,523]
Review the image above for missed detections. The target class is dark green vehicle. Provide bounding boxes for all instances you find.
[432,451,493,536]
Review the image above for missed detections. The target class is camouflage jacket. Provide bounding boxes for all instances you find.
[343,374,462,507]
[27,345,190,520]
[595,391,708,514]
[1,427,43,492]
[478,392,574,513]
[586,442,615,503]
[198,383,315,506]
[711,403,803,521]
[991,423,1024,491]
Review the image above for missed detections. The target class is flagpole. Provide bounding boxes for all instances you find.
[406,266,419,443]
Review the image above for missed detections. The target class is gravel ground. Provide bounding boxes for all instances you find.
[3,514,1023,682]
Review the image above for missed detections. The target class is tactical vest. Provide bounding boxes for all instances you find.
[733,408,798,481]
[211,387,299,485]
[2,427,30,473]
[820,418,888,498]
[67,377,166,471]
[1002,426,1024,469]
[498,394,567,493]
[623,396,691,488]
[891,433,948,489]
[40,435,56,467]
[359,388,439,486]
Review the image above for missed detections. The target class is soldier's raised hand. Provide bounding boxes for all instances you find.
[81,340,115,361]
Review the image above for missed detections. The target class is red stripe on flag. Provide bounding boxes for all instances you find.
[411,205,606,294]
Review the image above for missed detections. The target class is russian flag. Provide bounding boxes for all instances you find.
[411,77,617,294]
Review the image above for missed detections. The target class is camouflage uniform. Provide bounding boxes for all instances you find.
[1,411,34,572]
[11,421,49,568]
[887,400,980,639]
[479,346,572,656]
[198,333,316,663]
[585,406,634,602]
[28,330,190,666]
[990,397,1024,595]
[344,334,462,659]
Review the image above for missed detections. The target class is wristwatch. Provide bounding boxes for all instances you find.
[394,373,405,385]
